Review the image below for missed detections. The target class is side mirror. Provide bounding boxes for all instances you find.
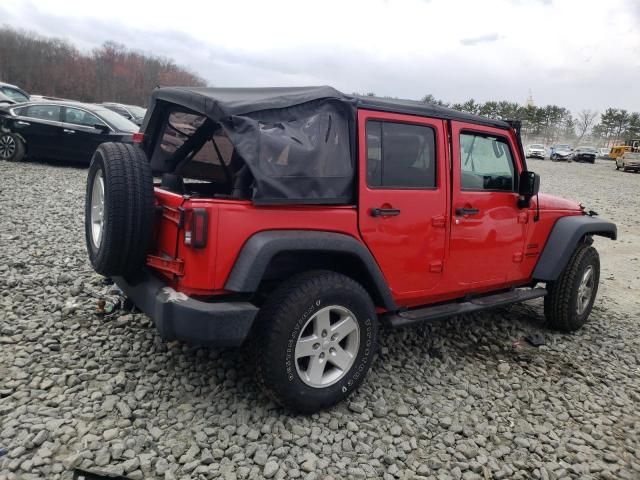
[94,123,110,133]
[518,171,540,207]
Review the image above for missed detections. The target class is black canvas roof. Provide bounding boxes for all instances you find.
[150,85,511,129]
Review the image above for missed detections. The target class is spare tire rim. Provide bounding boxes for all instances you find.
[576,265,594,315]
[90,170,105,249]
[294,305,360,388]
[0,135,16,159]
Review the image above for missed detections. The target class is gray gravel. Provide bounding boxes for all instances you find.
[1,158,639,480]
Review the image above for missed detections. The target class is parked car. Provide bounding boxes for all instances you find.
[0,101,138,163]
[616,151,640,172]
[550,144,573,161]
[598,147,611,159]
[0,82,30,105]
[572,146,597,163]
[102,102,147,126]
[525,143,545,159]
[83,86,616,413]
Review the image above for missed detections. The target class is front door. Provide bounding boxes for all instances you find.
[357,109,448,305]
[448,121,527,292]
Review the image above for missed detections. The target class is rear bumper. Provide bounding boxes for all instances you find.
[113,271,258,347]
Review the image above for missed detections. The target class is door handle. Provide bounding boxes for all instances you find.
[371,208,401,217]
[63,129,75,134]
[15,120,30,126]
[455,207,480,216]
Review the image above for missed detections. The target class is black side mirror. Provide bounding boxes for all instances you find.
[518,171,540,207]
[94,123,110,133]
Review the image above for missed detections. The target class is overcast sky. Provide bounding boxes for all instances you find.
[2,0,639,113]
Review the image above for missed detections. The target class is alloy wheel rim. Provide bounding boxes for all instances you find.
[90,170,105,249]
[576,265,594,315]
[0,135,16,159]
[294,305,360,388]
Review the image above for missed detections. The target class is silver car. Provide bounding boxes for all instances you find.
[616,151,640,172]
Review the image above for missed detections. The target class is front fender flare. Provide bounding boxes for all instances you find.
[532,215,617,281]
[225,230,397,311]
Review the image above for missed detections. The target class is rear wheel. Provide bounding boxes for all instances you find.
[0,133,25,162]
[84,142,154,277]
[254,271,379,413]
[544,244,600,332]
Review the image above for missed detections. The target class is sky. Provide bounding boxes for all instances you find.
[2,0,639,113]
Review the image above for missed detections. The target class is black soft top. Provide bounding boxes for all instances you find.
[147,86,512,205]
[150,85,510,129]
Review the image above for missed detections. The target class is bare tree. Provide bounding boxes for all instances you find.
[0,26,206,106]
[574,110,598,146]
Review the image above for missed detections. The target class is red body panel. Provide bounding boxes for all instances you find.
[149,110,583,309]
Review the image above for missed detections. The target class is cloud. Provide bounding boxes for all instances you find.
[1,0,639,113]
[460,33,501,46]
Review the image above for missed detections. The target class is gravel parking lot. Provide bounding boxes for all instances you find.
[1,158,639,480]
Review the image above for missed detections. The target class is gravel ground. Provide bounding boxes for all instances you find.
[1,158,639,480]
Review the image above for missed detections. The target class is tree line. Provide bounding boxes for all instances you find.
[0,26,206,107]
[419,94,639,147]
[361,91,639,147]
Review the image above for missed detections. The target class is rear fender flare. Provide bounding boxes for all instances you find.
[225,230,397,311]
[533,215,617,281]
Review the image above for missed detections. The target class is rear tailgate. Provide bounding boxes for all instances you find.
[148,187,219,295]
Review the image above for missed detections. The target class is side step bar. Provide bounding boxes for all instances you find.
[383,288,547,329]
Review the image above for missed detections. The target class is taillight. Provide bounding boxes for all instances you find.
[132,132,144,144]
[184,208,208,249]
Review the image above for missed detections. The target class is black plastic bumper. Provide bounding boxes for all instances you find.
[112,271,258,347]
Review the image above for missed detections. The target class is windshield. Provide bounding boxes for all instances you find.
[555,145,571,149]
[1,87,29,103]
[578,147,596,152]
[125,105,146,118]
[94,108,139,132]
[530,144,544,149]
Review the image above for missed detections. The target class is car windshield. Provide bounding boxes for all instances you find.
[125,105,146,118]
[1,87,29,102]
[578,147,596,152]
[556,145,571,149]
[530,144,544,149]
[94,108,139,132]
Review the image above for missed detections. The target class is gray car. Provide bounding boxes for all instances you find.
[0,82,30,105]
[550,144,573,161]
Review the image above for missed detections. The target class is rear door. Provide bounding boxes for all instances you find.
[447,121,527,292]
[61,106,113,163]
[357,109,448,305]
[11,104,64,158]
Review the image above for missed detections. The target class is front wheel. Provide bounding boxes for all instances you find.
[254,271,379,413]
[544,244,600,332]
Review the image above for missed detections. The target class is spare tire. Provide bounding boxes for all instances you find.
[85,142,154,277]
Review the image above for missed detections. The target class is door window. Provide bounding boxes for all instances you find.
[64,107,103,128]
[459,133,515,191]
[18,104,61,122]
[366,120,436,188]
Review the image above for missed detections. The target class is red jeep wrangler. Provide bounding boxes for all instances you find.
[84,86,616,412]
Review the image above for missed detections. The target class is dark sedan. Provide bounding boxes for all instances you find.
[572,146,597,163]
[0,101,138,164]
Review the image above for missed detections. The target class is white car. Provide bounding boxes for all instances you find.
[616,152,640,172]
[525,144,546,159]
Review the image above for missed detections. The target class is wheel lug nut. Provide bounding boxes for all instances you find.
[329,347,335,354]
[319,352,325,359]
[331,334,338,341]
[321,330,328,337]
[313,343,320,350]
